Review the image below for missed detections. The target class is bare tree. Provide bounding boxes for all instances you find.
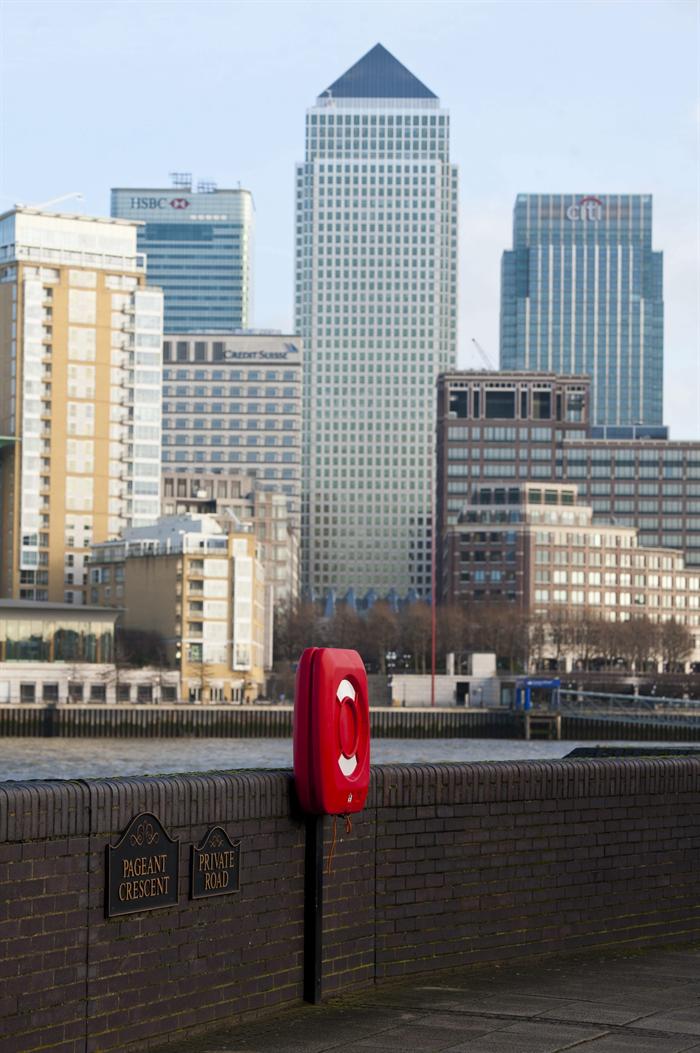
[545,607,574,671]
[659,618,694,672]
[399,603,432,674]
[568,608,606,671]
[620,616,659,673]
[363,602,400,674]
[436,604,470,671]
[273,600,323,663]
[324,604,366,651]
[528,613,548,671]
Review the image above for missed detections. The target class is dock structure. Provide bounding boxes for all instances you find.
[520,710,562,740]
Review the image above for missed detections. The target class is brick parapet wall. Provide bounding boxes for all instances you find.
[2,759,700,1051]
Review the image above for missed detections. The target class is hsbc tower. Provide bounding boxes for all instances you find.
[500,194,664,429]
[111,177,254,333]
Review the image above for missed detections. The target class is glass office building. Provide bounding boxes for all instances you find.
[111,179,253,333]
[500,194,663,428]
[295,44,458,599]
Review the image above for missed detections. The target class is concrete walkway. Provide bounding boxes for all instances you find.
[161,943,700,1052]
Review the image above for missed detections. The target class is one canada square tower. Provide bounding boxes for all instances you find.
[295,44,458,600]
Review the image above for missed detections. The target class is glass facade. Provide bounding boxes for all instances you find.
[295,44,458,598]
[110,187,254,333]
[500,194,663,428]
[0,610,114,662]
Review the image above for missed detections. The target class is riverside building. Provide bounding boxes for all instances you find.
[0,208,163,604]
[161,333,302,528]
[161,470,300,603]
[89,515,269,702]
[443,483,700,670]
[111,177,253,333]
[436,371,700,599]
[295,43,458,599]
[500,194,664,428]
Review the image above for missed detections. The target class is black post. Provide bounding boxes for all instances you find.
[303,814,324,1004]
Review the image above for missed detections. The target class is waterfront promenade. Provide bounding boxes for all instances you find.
[161,942,700,1052]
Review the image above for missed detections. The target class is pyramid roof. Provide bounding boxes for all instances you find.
[322,43,437,100]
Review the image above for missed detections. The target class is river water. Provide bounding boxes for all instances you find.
[0,737,694,782]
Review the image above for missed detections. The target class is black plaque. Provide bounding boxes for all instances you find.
[106,812,179,918]
[190,826,241,899]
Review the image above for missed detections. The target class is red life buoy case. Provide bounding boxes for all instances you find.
[293,647,370,815]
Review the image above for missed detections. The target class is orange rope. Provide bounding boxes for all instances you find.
[325,814,354,875]
[325,814,338,875]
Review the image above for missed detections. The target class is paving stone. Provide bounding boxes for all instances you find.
[417,1013,511,1034]
[537,1000,652,1025]
[634,1007,700,1036]
[351,1022,469,1049]
[443,1019,608,1052]
[551,1034,700,1052]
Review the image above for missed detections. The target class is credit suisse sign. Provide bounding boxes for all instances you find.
[128,197,191,210]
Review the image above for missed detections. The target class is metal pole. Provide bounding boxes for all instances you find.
[303,814,324,1004]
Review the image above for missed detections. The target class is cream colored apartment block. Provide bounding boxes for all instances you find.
[0,209,163,605]
[89,515,268,702]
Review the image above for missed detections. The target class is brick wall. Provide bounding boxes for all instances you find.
[2,758,700,1052]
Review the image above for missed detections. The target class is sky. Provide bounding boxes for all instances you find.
[1,0,698,437]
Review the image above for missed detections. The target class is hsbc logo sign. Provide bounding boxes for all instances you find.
[128,196,191,210]
[566,196,604,222]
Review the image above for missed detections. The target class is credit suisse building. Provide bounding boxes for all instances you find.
[111,181,254,333]
[161,334,302,527]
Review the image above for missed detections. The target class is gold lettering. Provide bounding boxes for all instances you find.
[115,873,170,902]
[204,869,230,891]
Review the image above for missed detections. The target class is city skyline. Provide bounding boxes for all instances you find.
[1,0,697,438]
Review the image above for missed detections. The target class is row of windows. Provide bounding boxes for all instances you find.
[164,419,297,431]
[163,368,298,382]
[164,402,296,413]
[163,434,296,448]
[533,589,699,613]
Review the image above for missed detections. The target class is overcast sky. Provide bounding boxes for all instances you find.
[1,0,698,437]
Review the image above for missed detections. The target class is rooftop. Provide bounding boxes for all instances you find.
[0,599,118,615]
[0,207,137,228]
[321,43,437,101]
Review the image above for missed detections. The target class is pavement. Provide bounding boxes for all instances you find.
[160,942,700,1052]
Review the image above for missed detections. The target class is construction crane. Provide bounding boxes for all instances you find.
[14,192,83,210]
[471,337,497,371]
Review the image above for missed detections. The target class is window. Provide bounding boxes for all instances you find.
[485,390,515,419]
[533,391,551,419]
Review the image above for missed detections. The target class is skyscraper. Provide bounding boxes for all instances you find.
[296,44,458,599]
[111,177,253,333]
[500,194,663,428]
[0,208,163,603]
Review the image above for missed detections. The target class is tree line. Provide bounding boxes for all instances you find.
[274,601,695,675]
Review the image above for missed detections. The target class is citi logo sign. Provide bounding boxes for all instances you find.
[566,196,604,222]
